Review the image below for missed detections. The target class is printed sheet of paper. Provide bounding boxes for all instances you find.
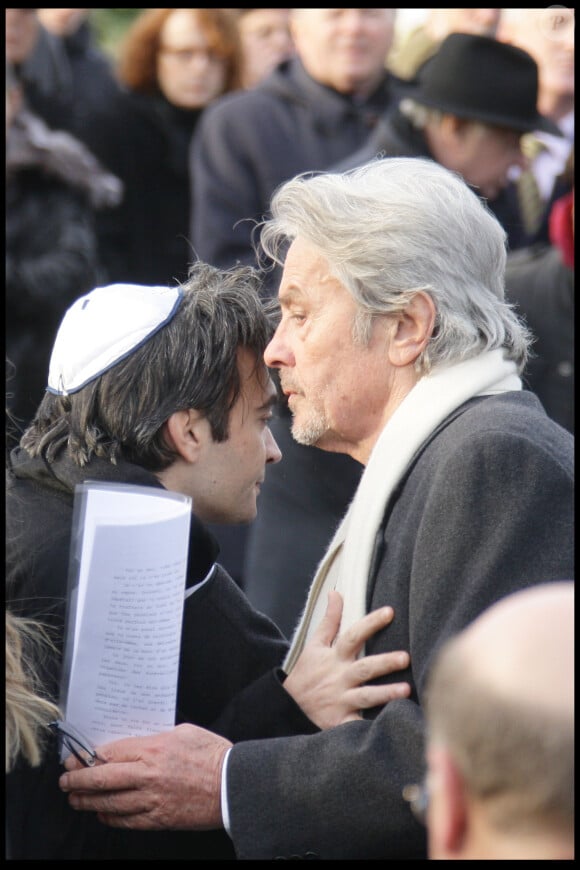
[61,482,191,755]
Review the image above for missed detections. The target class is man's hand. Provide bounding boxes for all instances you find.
[283,590,410,728]
[59,723,231,830]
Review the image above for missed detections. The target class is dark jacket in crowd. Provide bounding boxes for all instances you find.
[6,109,122,432]
[84,89,203,286]
[334,108,551,252]
[505,244,574,433]
[16,18,121,146]
[6,447,317,860]
[243,403,363,638]
[191,56,399,279]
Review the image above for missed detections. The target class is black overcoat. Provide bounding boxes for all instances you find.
[6,448,315,859]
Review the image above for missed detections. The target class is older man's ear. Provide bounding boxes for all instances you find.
[387,291,435,368]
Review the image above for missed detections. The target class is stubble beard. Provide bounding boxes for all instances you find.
[290,407,328,447]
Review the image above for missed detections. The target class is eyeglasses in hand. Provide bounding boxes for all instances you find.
[48,719,105,767]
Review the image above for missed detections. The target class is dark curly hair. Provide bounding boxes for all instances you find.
[21,261,279,471]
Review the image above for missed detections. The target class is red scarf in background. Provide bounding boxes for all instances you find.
[549,190,574,269]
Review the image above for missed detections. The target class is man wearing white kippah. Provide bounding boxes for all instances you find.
[6,260,411,859]
[58,158,573,859]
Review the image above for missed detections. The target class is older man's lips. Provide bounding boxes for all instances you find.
[280,380,299,395]
[283,389,301,405]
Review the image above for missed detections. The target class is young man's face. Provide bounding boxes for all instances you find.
[186,347,281,525]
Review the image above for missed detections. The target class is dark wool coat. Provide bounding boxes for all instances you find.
[83,89,204,286]
[505,244,574,434]
[21,19,121,146]
[5,98,123,432]
[190,56,397,280]
[6,449,316,860]
[225,391,574,860]
[6,170,99,429]
[243,402,363,637]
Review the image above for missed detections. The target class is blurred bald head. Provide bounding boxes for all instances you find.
[498,9,574,122]
[457,581,573,715]
[425,582,574,860]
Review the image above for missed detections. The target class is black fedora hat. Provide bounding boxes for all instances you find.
[397,32,562,137]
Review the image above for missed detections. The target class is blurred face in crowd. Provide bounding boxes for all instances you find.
[428,118,526,201]
[499,9,574,114]
[5,8,39,65]
[290,8,396,99]
[156,9,228,110]
[37,8,90,36]
[434,8,501,38]
[238,8,295,88]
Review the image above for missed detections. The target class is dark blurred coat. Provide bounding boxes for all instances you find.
[191,56,398,276]
[83,89,203,286]
[16,18,121,145]
[505,244,574,433]
[6,109,122,431]
[243,404,363,638]
[227,391,574,859]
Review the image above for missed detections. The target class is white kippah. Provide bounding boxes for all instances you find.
[47,283,183,395]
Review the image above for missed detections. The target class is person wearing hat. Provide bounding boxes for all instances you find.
[336,32,563,250]
[5,261,411,859]
[498,9,574,250]
[387,8,502,80]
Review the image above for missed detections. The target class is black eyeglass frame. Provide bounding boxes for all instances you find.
[48,719,104,767]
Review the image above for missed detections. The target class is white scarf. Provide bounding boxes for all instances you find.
[284,349,521,672]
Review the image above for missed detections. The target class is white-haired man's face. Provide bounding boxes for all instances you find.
[290,9,396,100]
[264,236,427,466]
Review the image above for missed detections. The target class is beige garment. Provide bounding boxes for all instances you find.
[387,26,439,80]
[517,134,549,236]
